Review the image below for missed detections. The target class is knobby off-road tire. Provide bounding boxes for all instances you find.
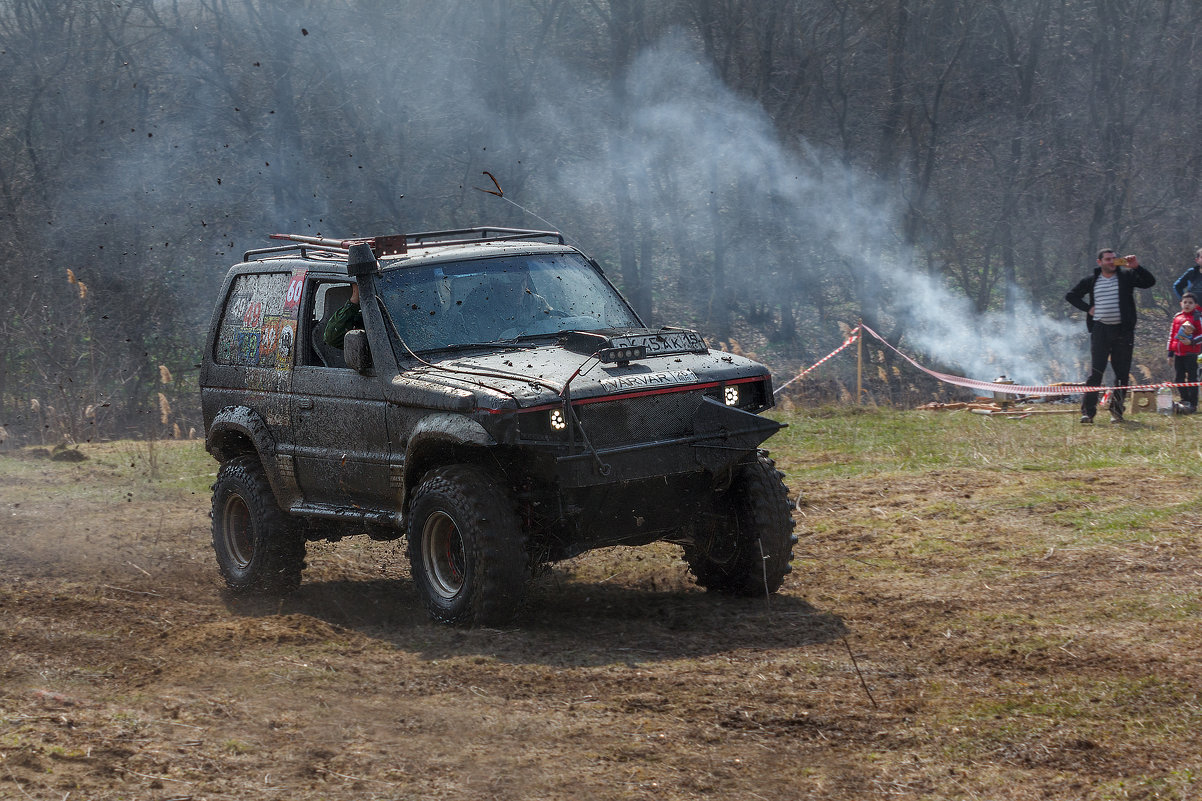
[211,456,306,595]
[684,453,798,596]
[406,464,530,626]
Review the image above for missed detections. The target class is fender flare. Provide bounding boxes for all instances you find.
[206,406,296,509]
[401,413,496,509]
[207,405,276,462]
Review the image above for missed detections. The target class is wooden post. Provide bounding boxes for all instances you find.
[856,319,863,404]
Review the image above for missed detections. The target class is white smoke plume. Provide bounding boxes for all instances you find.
[501,36,1083,386]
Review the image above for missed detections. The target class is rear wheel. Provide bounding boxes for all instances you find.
[211,456,306,595]
[684,453,797,596]
[406,465,529,626]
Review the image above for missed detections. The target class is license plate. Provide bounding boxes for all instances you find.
[608,331,707,356]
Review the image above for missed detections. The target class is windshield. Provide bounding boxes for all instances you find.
[376,252,642,353]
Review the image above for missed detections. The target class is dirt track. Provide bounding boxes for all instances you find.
[2,439,1201,800]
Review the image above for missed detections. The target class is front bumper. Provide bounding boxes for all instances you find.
[554,398,784,487]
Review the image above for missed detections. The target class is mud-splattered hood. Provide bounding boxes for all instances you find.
[391,329,773,410]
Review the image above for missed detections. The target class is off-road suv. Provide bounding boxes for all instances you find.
[200,227,796,625]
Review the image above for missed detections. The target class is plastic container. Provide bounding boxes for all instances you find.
[1157,386,1173,414]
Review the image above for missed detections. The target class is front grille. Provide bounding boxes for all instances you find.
[576,390,703,448]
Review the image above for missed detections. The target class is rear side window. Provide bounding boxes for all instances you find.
[214,270,304,367]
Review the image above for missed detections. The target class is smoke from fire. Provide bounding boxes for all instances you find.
[470,34,1083,386]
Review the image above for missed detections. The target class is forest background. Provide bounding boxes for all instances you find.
[2,0,1199,445]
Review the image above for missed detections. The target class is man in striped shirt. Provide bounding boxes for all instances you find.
[1065,249,1157,423]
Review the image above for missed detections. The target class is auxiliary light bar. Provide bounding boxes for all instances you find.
[597,345,647,364]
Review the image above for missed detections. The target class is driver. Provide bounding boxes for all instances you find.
[323,282,362,349]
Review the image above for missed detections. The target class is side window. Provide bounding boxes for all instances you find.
[303,280,356,368]
[214,271,302,369]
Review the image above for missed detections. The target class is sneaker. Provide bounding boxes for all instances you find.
[1080,414,1094,424]
[1109,398,1125,423]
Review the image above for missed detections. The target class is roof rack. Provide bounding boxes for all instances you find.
[264,226,565,259]
[242,244,348,262]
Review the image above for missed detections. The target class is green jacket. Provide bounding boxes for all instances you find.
[323,301,363,349]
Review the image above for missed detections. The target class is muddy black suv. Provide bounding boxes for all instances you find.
[200,227,795,624]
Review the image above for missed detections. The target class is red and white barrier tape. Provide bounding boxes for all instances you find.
[774,323,1202,397]
[773,331,860,395]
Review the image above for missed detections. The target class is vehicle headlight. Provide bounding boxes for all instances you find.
[706,379,772,413]
[549,409,567,431]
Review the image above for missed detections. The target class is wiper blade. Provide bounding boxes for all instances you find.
[436,332,563,350]
[510,332,562,342]
[419,341,522,353]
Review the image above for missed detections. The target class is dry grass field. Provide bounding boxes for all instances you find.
[2,407,1201,800]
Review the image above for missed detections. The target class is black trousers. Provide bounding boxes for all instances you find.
[1174,353,1199,406]
[1082,322,1134,417]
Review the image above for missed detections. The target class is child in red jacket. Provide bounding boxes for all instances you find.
[1167,292,1202,412]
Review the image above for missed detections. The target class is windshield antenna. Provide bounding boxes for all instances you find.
[473,172,583,249]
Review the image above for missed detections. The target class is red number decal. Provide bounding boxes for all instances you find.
[243,302,263,328]
[285,271,306,310]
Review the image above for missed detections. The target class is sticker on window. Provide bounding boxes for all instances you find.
[215,271,303,368]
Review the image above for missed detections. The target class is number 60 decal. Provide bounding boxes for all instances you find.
[284,270,306,310]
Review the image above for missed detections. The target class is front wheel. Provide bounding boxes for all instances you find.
[684,454,797,596]
[211,456,306,595]
[406,465,529,626]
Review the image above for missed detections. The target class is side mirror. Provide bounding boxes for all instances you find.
[343,329,372,373]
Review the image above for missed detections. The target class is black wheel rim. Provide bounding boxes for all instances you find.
[422,511,466,600]
[221,494,254,570]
